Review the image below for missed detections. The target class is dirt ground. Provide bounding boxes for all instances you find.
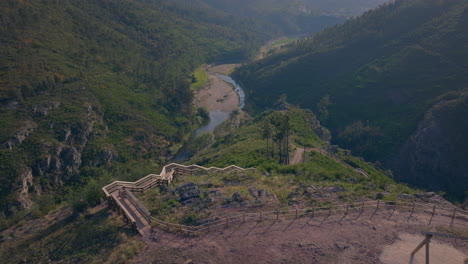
[130,207,468,264]
[290,146,305,165]
[381,233,467,264]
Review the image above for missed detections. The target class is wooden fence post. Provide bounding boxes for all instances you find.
[425,235,431,264]
[450,208,457,227]
[409,202,415,218]
[345,204,349,215]
[388,201,397,220]
[377,200,380,209]
[361,202,365,212]
[295,208,298,219]
[259,211,263,222]
[429,205,436,226]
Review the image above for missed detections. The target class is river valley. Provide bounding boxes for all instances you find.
[172,64,246,161]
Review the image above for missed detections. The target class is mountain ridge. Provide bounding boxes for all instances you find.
[234,0,468,200]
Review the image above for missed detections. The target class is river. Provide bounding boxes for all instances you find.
[193,72,245,136]
[172,69,245,161]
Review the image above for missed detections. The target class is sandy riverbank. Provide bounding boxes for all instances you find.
[194,64,241,112]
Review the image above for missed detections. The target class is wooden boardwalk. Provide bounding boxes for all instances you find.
[102,163,253,237]
[103,163,468,238]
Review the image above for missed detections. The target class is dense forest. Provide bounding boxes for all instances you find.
[234,0,468,200]
[301,0,389,17]
[0,0,344,227]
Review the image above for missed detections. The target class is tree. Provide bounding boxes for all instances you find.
[261,118,273,159]
[269,112,291,165]
[316,95,331,121]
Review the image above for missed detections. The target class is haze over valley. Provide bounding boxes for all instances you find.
[0,0,467,263]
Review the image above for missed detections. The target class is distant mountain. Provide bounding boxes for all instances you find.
[234,0,468,200]
[300,0,390,17]
[154,0,345,37]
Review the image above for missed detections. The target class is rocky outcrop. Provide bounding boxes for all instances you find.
[391,93,468,200]
[5,100,109,210]
[1,119,37,150]
[176,183,201,202]
[16,168,35,209]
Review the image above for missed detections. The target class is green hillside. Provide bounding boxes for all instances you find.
[234,0,468,199]
[187,107,414,203]
[0,0,347,228]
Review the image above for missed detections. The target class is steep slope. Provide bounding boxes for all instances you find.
[234,0,468,199]
[301,0,390,17]
[0,0,301,224]
[392,91,468,200]
[155,0,345,38]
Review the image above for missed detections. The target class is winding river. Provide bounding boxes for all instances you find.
[172,70,246,161]
[194,72,245,136]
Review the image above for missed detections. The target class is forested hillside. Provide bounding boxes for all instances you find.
[0,0,345,227]
[234,0,468,200]
[300,0,389,17]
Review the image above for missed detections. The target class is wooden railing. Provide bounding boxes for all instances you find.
[102,163,252,197]
[122,189,151,224]
[148,200,468,236]
[409,232,468,264]
[102,162,252,233]
[102,163,467,236]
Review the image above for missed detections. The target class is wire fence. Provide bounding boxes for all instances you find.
[149,200,468,236]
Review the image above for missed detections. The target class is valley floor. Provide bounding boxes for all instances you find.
[194,65,240,113]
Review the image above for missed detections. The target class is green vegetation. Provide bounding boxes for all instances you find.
[190,66,209,91]
[234,0,468,200]
[136,108,416,226]
[190,108,326,168]
[0,208,141,263]
[0,0,346,224]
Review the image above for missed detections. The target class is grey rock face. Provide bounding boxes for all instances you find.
[17,168,34,209]
[176,183,201,201]
[392,94,468,200]
[232,191,243,202]
[1,119,37,150]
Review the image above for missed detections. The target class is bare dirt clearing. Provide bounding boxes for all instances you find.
[131,207,468,263]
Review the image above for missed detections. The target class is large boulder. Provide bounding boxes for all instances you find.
[176,183,200,201]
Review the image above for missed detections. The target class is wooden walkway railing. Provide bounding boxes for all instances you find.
[102,163,467,237]
[102,163,252,236]
[148,200,468,236]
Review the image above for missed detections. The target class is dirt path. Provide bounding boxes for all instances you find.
[290,146,307,165]
[194,64,240,113]
[381,233,467,264]
[290,145,370,177]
